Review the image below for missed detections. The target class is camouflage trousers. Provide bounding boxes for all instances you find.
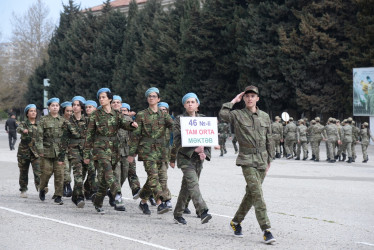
[351,142,357,159]
[219,137,227,155]
[39,157,64,197]
[83,160,97,196]
[273,134,281,154]
[114,156,140,192]
[174,159,207,217]
[284,139,296,156]
[64,156,72,184]
[327,140,336,160]
[311,140,322,160]
[139,161,164,201]
[233,166,271,231]
[18,154,41,192]
[159,162,171,201]
[362,142,369,161]
[296,141,308,158]
[341,142,352,158]
[93,159,121,208]
[69,157,89,200]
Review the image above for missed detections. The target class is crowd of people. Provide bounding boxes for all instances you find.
[12,85,277,244]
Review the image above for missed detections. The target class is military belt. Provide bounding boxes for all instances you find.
[69,139,85,144]
[239,145,266,154]
[97,136,117,142]
[141,137,165,144]
[45,138,61,143]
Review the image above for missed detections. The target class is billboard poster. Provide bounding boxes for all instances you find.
[353,67,374,116]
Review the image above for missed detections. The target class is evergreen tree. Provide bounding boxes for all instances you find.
[25,61,48,109]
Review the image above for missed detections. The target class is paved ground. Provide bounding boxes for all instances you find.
[0,130,373,249]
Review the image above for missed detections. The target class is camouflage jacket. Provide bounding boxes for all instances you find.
[17,119,39,159]
[129,107,174,161]
[284,122,297,141]
[83,108,135,165]
[341,124,353,143]
[218,122,230,139]
[170,112,211,167]
[219,103,273,169]
[360,128,374,145]
[309,123,324,142]
[297,124,308,142]
[118,115,133,157]
[271,122,283,140]
[58,114,88,162]
[352,126,360,142]
[323,124,340,141]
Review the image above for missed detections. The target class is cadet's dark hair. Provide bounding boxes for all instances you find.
[72,100,86,115]
[101,92,114,103]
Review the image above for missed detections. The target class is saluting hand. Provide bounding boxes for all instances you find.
[231,92,245,104]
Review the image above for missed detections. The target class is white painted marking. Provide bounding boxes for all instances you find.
[356,242,374,247]
[0,206,175,250]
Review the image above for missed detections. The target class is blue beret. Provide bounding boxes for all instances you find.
[121,103,131,110]
[97,88,111,99]
[85,100,97,108]
[61,101,72,108]
[182,93,200,105]
[158,102,169,109]
[113,95,122,102]
[24,104,36,114]
[145,87,159,98]
[72,96,86,103]
[47,97,60,105]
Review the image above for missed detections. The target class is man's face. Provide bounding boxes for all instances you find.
[243,92,259,109]
[121,107,129,115]
[159,107,168,114]
[86,105,96,115]
[111,100,122,111]
[147,92,160,106]
[99,92,111,107]
[49,103,60,115]
[73,101,82,114]
[183,98,199,113]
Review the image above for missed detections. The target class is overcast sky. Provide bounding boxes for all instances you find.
[0,0,105,42]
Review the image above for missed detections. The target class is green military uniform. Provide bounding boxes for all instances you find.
[360,123,374,162]
[284,119,297,158]
[59,114,89,204]
[129,107,174,202]
[115,115,141,194]
[17,119,41,192]
[84,108,135,208]
[341,123,353,162]
[220,102,273,231]
[37,114,78,198]
[218,121,230,156]
[323,120,340,162]
[309,119,324,161]
[171,112,211,218]
[296,121,308,160]
[271,118,283,158]
[351,122,360,161]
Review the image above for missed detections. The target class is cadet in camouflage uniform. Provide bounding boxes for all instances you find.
[271,116,283,158]
[83,88,138,214]
[17,104,41,198]
[37,98,79,205]
[341,118,353,163]
[170,93,212,225]
[323,118,341,163]
[335,120,344,161]
[360,122,374,163]
[61,101,73,197]
[351,121,360,162]
[128,87,174,215]
[220,86,276,244]
[309,117,324,162]
[296,119,308,160]
[58,96,89,208]
[218,120,230,156]
[284,117,297,159]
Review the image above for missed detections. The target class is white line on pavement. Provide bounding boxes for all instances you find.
[356,242,374,247]
[0,206,175,250]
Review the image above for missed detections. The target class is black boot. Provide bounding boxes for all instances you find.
[310,155,315,161]
[347,157,352,163]
[66,183,72,197]
[335,155,339,160]
[63,184,67,197]
[295,157,300,160]
[341,153,346,162]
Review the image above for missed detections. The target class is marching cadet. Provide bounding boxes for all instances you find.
[128,87,174,215]
[218,120,230,156]
[37,98,79,205]
[170,93,212,225]
[341,118,354,163]
[61,101,73,197]
[351,121,360,162]
[284,117,297,159]
[323,118,341,163]
[220,86,276,244]
[310,117,324,162]
[271,116,283,158]
[17,104,41,198]
[360,122,374,163]
[83,88,138,214]
[58,96,89,208]
[296,119,308,160]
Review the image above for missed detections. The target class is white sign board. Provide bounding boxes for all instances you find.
[180,117,218,147]
[281,112,290,122]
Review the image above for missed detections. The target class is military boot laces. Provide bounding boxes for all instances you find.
[230,221,243,237]
[263,230,276,244]
[174,216,187,225]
